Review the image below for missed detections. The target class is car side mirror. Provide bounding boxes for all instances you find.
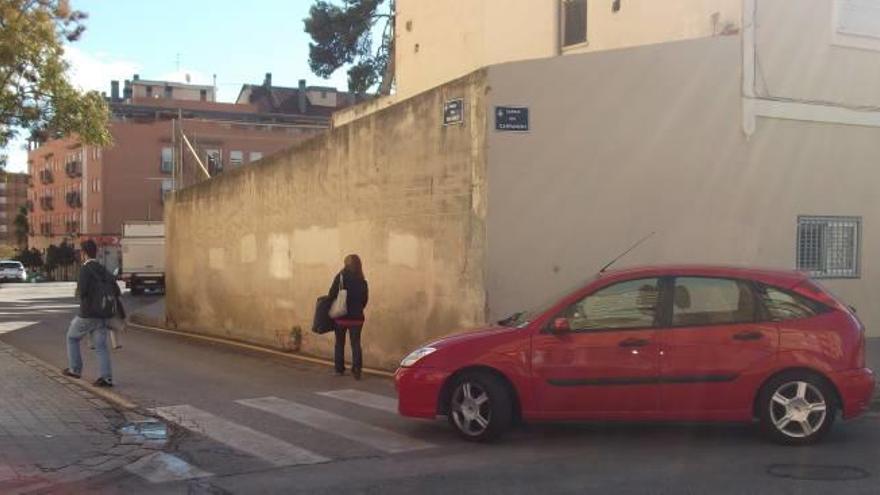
[552,318,571,334]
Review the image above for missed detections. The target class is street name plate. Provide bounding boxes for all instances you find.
[495,106,529,132]
[443,98,464,126]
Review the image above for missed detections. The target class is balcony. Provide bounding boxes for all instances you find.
[39,222,52,235]
[65,221,80,234]
[39,197,54,211]
[39,169,54,184]
[66,191,82,208]
[65,160,82,177]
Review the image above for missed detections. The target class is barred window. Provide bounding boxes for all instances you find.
[797,216,861,278]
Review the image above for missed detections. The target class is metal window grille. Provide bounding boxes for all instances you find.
[796,216,861,278]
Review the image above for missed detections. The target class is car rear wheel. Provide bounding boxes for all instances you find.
[758,371,836,445]
[447,372,513,442]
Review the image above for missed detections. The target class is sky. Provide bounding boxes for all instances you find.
[3,0,350,173]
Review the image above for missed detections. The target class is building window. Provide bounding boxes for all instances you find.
[612,0,621,13]
[562,0,588,47]
[146,86,153,98]
[161,147,174,173]
[229,150,244,167]
[249,151,263,163]
[206,149,223,174]
[164,86,173,99]
[796,216,861,278]
[200,89,207,101]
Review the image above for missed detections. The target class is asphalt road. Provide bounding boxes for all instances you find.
[2,282,880,494]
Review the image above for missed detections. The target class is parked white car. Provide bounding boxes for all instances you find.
[0,260,27,282]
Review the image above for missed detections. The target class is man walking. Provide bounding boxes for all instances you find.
[62,240,119,387]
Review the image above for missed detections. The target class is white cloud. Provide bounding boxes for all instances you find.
[64,46,141,94]
[2,48,141,172]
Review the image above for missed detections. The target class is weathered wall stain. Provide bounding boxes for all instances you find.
[165,71,489,369]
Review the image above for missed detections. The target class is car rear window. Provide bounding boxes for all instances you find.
[0,262,22,269]
[758,285,826,321]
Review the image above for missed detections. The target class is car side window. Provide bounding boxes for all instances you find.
[672,277,756,327]
[559,278,661,331]
[758,285,822,321]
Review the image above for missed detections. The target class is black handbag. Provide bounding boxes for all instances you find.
[312,296,335,334]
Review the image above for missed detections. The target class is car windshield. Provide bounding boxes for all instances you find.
[498,275,598,327]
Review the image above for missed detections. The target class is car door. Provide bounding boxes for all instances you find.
[531,277,663,419]
[658,276,778,418]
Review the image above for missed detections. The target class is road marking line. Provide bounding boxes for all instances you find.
[124,452,212,483]
[316,389,398,414]
[237,396,434,454]
[152,405,329,467]
[0,321,38,335]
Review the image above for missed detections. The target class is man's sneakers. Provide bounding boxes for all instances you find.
[61,368,81,379]
[93,377,114,388]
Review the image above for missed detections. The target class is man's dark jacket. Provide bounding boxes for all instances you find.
[77,260,122,319]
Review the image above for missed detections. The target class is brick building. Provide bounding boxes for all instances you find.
[0,172,29,249]
[26,74,354,270]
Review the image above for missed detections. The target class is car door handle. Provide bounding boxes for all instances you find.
[619,338,651,348]
[732,331,764,341]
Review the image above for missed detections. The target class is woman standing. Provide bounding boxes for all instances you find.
[327,255,369,379]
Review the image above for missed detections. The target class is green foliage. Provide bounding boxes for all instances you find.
[13,205,28,247]
[44,240,74,274]
[0,0,112,153]
[15,247,42,269]
[304,0,395,96]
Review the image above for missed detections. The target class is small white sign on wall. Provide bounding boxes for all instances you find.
[838,0,880,38]
[834,0,880,50]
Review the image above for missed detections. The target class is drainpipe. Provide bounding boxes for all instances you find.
[742,0,757,136]
[553,0,562,56]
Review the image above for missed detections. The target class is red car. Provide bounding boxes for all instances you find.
[395,265,875,445]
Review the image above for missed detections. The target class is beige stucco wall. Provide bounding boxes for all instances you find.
[395,0,740,99]
[165,72,490,369]
[485,35,880,337]
[754,0,880,108]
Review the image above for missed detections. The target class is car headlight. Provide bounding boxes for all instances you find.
[400,347,437,367]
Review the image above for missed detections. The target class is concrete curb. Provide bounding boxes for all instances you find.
[125,321,397,379]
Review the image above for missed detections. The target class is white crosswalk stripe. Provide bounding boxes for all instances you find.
[0,321,38,335]
[237,396,434,454]
[316,389,399,414]
[125,452,212,483]
[153,404,329,467]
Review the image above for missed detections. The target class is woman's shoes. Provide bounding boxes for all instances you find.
[352,369,362,381]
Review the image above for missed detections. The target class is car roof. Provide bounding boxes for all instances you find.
[598,264,808,288]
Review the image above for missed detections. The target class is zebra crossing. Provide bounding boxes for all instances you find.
[129,388,436,484]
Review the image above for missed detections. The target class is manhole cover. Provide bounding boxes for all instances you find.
[767,464,870,481]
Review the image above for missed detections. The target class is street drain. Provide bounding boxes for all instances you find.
[767,464,870,481]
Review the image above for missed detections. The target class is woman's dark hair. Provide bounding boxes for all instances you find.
[80,239,98,259]
[344,254,364,279]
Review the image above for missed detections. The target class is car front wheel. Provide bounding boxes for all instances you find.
[448,372,513,442]
[758,372,836,445]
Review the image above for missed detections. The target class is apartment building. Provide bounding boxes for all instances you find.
[0,172,29,249]
[27,74,354,267]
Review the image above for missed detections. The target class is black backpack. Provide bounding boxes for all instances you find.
[85,263,119,319]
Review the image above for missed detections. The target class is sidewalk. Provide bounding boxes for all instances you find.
[0,341,163,494]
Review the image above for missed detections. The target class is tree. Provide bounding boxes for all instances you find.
[13,205,28,247]
[0,0,112,163]
[304,0,395,96]
[15,247,42,269]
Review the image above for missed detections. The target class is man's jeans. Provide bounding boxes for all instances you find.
[67,316,112,380]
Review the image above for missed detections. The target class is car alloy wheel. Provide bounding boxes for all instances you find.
[769,380,828,439]
[451,381,492,437]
